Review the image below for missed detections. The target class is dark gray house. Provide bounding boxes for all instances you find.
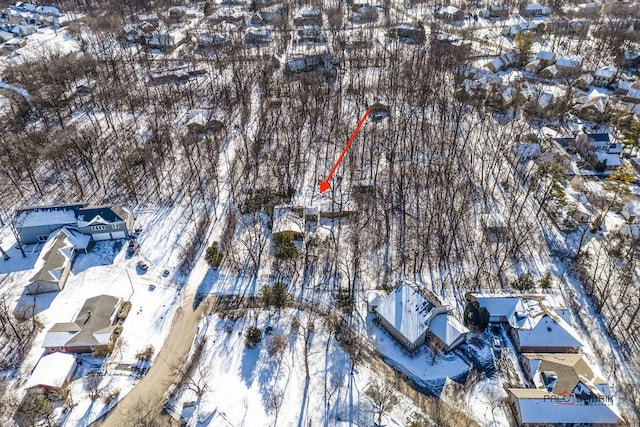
[15,204,84,244]
[15,204,134,244]
[76,205,134,240]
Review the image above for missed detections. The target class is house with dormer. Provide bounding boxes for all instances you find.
[15,203,134,244]
[508,353,621,426]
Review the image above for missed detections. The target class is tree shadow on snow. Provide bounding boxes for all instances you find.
[13,289,57,317]
[193,269,220,309]
[240,345,260,388]
[0,244,39,274]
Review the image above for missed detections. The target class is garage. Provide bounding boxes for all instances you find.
[111,231,126,239]
[92,233,111,241]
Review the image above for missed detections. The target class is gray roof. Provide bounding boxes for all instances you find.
[29,229,75,284]
[43,295,120,350]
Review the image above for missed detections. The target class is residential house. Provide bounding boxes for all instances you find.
[15,203,134,245]
[622,88,640,104]
[511,313,582,353]
[26,228,89,295]
[524,59,543,73]
[489,4,508,18]
[245,28,272,46]
[621,201,640,224]
[272,205,305,241]
[538,64,558,79]
[480,213,509,238]
[43,295,121,353]
[249,10,286,26]
[197,32,231,51]
[15,203,83,244]
[623,49,640,68]
[375,283,468,352]
[486,50,517,73]
[522,3,551,17]
[393,23,425,45]
[293,8,322,26]
[351,5,378,24]
[438,6,464,22]
[284,53,336,76]
[574,73,594,90]
[594,65,617,87]
[508,353,621,426]
[536,51,556,67]
[137,13,159,26]
[576,96,610,121]
[516,143,541,161]
[75,205,134,240]
[295,27,326,44]
[25,352,76,400]
[556,56,582,75]
[471,294,581,353]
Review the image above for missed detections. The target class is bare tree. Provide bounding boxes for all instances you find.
[365,378,399,426]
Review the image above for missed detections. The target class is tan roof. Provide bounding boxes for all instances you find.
[523,353,607,397]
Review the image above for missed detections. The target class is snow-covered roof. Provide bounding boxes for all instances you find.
[26,352,76,389]
[441,5,461,14]
[428,313,468,348]
[476,296,525,318]
[375,284,436,345]
[594,65,617,80]
[525,3,543,10]
[516,143,541,158]
[536,51,556,61]
[514,315,582,349]
[622,200,640,217]
[272,206,304,235]
[556,56,582,69]
[17,208,77,228]
[596,152,621,168]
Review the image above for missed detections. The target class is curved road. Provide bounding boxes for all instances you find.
[97,297,207,426]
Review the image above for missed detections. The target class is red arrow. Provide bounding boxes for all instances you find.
[319,108,371,193]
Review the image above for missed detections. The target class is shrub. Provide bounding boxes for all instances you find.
[245,326,262,348]
[103,389,120,405]
[539,272,553,289]
[273,234,297,259]
[117,301,132,320]
[266,333,287,357]
[260,282,288,308]
[512,272,534,291]
[464,301,490,331]
[205,242,224,268]
[135,345,155,361]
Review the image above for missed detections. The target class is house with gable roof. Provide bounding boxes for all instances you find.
[43,295,121,353]
[26,228,90,295]
[471,294,582,353]
[375,282,469,352]
[15,203,134,244]
[508,353,621,426]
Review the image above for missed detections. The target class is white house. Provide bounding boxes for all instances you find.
[509,353,621,426]
[621,201,640,224]
[594,65,617,86]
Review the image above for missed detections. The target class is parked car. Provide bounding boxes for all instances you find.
[137,261,149,271]
[492,337,501,351]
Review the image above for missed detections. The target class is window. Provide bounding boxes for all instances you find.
[91,225,106,231]
[112,223,121,229]
[38,235,48,242]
